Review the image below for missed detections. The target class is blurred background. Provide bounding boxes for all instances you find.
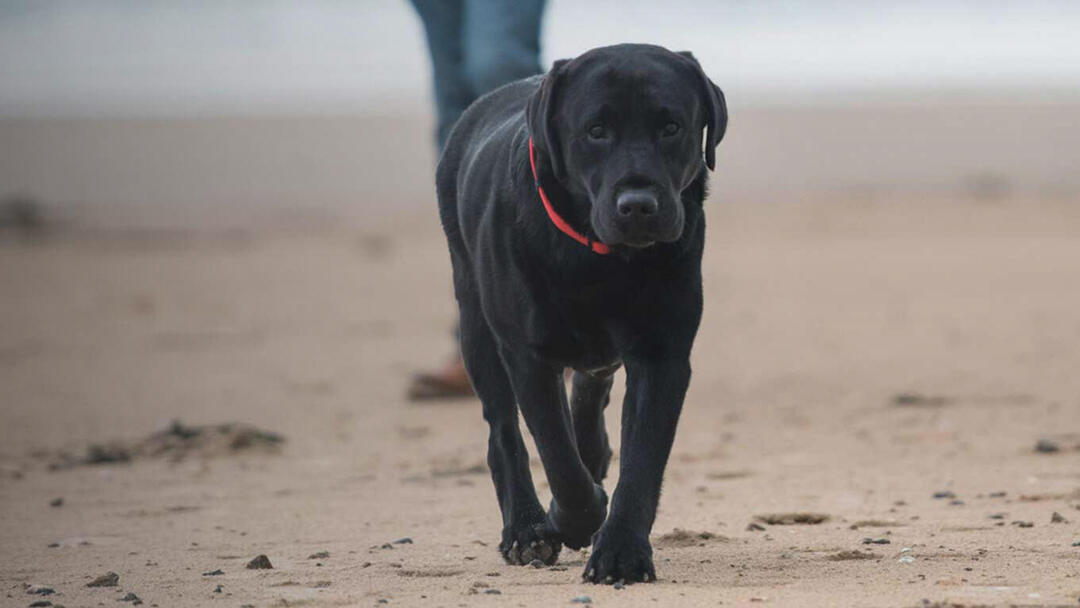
[2,0,1079,227]
[3,3,1080,606]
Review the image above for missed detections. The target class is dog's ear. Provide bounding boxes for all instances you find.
[527,58,570,181]
[677,51,728,171]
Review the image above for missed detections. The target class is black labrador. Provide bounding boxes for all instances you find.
[435,43,726,584]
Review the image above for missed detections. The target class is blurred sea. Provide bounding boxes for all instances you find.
[1,0,1079,117]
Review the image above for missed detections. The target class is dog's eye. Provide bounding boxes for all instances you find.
[661,122,681,137]
[587,124,607,140]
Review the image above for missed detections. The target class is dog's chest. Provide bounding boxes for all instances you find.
[524,288,626,370]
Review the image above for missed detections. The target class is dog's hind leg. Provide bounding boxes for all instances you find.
[569,368,617,484]
[499,349,609,550]
[458,298,562,566]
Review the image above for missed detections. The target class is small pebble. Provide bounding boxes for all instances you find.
[988,513,1006,520]
[746,523,766,532]
[862,538,890,545]
[483,589,501,595]
[26,586,55,596]
[613,582,625,590]
[86,572,119,587]
[933,491,955,500]
[529,559,545,569]
[898,555,915,564]
[392,537,413,545]
[49,498,63,508]
[202,569,224,576]
[1012,521,1034,528]
[1052,512,1068,524]
[246,555,273,570]
[571,596,592,604]
[29,601,52,608]
[213,585,223,594]
[308,551,330,559]
[949,499,965,506]
[119,592,141,604]
[893,393,946,407]
[1035,439,1060,453]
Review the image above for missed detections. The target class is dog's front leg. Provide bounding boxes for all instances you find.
[583,356,690,584]
[500,347,609,550]
[457,292,561,566]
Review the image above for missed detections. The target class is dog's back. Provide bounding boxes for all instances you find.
[435,76,540,265]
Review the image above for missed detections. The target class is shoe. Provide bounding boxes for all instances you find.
[406,357,475,401]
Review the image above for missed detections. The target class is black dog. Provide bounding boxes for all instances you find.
[435,43,726,584]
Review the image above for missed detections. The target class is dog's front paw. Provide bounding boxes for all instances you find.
[500,518,562,566]
[582,526,655,584]
[548,483,608,549]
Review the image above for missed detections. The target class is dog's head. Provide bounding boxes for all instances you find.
[527,44,727,249]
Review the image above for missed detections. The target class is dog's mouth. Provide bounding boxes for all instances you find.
[594,225,675,250]
[618,237,657,249]
[597,223,683,249]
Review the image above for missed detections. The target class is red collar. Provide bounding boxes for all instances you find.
[528,138,611,255]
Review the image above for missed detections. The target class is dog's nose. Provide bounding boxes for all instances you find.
[616,191,659,217]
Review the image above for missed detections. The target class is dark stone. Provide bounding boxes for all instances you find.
[246,555,273,570]
[86,572,119,587]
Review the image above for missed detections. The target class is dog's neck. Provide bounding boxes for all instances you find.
[528,138,611,256]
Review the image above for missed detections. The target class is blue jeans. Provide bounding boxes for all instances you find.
[410,0,545,150]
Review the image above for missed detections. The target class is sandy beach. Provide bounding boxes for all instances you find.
[2,102,1080,607]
